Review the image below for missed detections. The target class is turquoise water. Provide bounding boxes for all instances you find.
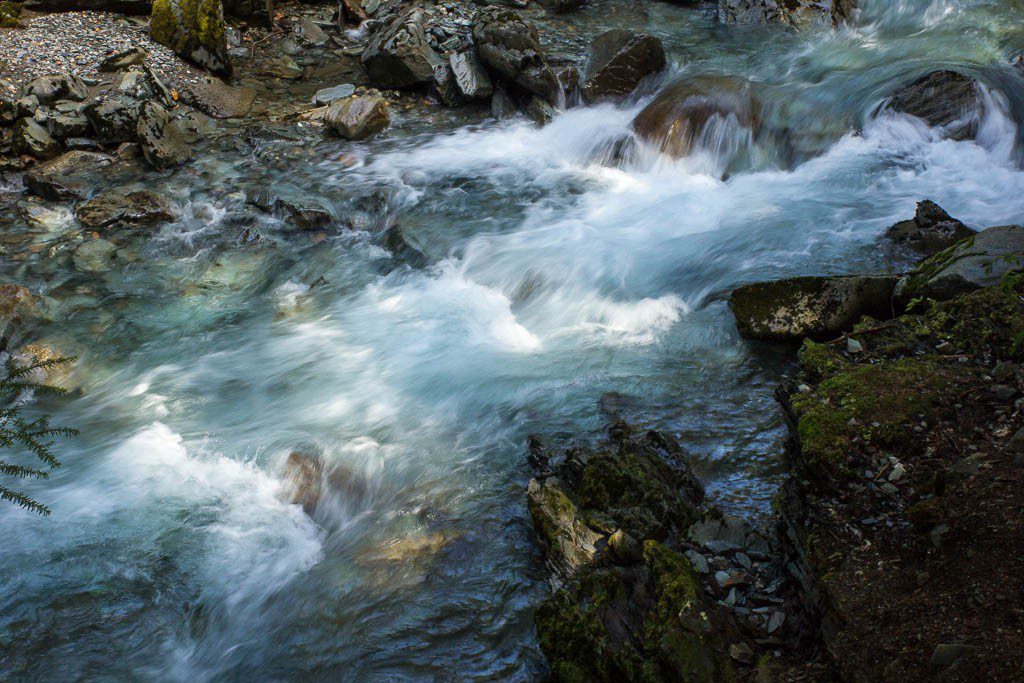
[2,1,1024,679]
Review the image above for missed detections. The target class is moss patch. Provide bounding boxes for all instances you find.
[535,543,732,683]
[790,359,974,481]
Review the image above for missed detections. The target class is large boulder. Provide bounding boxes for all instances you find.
[150,0,232,77]
[75,189,174,228]
[85,95,143,144]
[449,50,493,100]
[22,74,88,105]
[581,29,666,103]
[885,200,976,255]
[883,70,982,141]
[136,101,192,170]
[325,95,390,140]
[632,75,758,158]
[11,117,61,159]
[361,10,441,89]
[730,275,899,341]
[718,0,855,26]
[895,226,1024,305]
[528,427,731,683]
[472,8,561,106]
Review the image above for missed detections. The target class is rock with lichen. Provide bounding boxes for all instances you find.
[527,426,732,682]
[150,0,231,76]
[894,225,1024,306]
[730,275,899,341]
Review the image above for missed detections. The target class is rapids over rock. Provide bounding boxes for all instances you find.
[2,0,1024,679]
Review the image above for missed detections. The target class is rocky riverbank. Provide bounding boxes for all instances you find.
[522,205,1024,680]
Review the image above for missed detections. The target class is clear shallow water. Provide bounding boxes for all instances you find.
[3,0,1024,680]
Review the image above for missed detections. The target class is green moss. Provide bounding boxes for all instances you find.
[150,0,228,73]
[797,340,847,383]
[577,448,696,541]
[791,359,974,481]
[535,545,732,683]
[0,1,21,28]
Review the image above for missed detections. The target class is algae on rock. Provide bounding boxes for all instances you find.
[150,0,231,76]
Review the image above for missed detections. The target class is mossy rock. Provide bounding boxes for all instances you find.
[895,226,1024,306]
[150,0,231,76]
[790,358,976,482]
[730,275,898,341]
[0,1,22,28]
[854,273,1024,363]
[535,541,733,683]
[577,447,700,542]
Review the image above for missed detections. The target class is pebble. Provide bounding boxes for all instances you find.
[684,549,710,574]
[847,337,864,353]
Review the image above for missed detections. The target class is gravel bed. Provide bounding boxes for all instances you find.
[0,11,209,97]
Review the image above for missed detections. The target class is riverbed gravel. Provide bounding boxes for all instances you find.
[0,11,208,97]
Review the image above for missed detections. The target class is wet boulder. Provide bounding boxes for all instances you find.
[632,75,758,158]
[136,101,192,170]
[34,149,114,176]
[22,74,88,105]
[730,275,899,341]
[280,451,368,515]
[581,29,666,103]
[325,95,390,140]
[0,284,37,339]
[75,189,174,228]
[1,93,38,125]
[42,110,92,140]
[12,117,61,159]
[361,10,441,89]
[450,50,493,100]
[535,542,733,683]
[885,200,976,255]
[528,479,604,576]
[883,70,982,141]
[150,0,232,77]
[718,0,855,26]
[895,226,1024,306]
[472,8,561,106]
[85,95,143,144]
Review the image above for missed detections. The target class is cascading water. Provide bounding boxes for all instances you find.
[3,0,1024,680]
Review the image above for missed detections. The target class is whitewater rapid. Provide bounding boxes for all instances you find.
[3,0,1024,680]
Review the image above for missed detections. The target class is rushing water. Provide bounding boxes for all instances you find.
[3,0,1024,680]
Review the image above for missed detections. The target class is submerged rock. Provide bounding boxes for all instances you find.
[150,0,232,77]
[581,29,666,103]
[730,275,899,341]
[361,10,441,89]
[632,75,758,159]
[325,95,390,140]
[0,284,37,338]
[895,225,1024,305]
[472,8,561,106]
[75,190,174,228]
[883,70,982,141]
[73,238,119,272]
[885,200,976,255]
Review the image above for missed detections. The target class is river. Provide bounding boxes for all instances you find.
[2,0,1024,680]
